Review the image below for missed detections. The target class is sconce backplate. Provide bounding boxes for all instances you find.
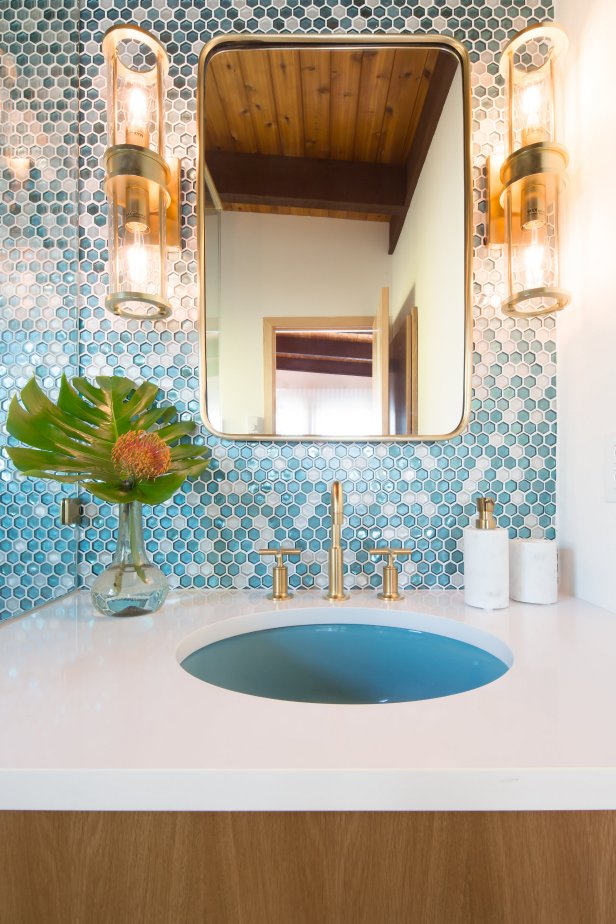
[487,154,505,247]
[166,156,181,251]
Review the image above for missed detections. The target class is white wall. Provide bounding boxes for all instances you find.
[556,0,616,609]
[217,211,391,433]
[390,70,464,435]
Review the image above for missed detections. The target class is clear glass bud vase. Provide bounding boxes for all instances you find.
[91,501,168,617]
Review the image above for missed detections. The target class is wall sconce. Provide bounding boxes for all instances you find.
[102,24,181,321]
[488,22,570,318]
[0,49,32,181]
[6,153,32,182]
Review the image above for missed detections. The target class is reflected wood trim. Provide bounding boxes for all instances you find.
[372,287,390,436]
[263,317,275,432]
[388,51,458,254]
[206,150,407,216]
[264,315,375,433]
[3,810,616,924]
[389,304,418,435]
[410,306,419,433]
[225,202,390,222]
[277,356,372,377]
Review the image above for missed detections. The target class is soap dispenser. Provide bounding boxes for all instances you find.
[463,497,509,610]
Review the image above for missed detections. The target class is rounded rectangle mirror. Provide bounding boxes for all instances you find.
[198,35,472,441]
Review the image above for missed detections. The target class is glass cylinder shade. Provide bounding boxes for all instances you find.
[499,22,570,318]
[102,25,171,320]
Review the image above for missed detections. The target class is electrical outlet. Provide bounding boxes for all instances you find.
[605,437,616,502]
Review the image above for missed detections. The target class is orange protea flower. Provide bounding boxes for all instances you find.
[112,430,171,482]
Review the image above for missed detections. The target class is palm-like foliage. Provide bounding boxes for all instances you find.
[5,375,209,505]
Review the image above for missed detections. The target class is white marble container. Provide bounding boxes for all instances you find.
[463,526,510,610]
[509,538,558,605]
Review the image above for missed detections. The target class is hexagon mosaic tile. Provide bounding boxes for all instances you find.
[0,0,80,620]
[3,0,558,617]
[77,0,556,598]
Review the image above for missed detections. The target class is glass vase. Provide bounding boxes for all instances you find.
[91,501,168,617]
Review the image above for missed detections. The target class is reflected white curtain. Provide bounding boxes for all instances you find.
[276,387,376,436]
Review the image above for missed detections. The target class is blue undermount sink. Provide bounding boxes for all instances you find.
[179,609,512,705]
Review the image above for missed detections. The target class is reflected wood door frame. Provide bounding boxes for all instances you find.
[371,287,390,436]
[263,315,375,434]
[389,303,418,435]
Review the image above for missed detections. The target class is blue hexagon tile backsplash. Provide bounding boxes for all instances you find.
[0,0,80,619]
[1,0,556,618]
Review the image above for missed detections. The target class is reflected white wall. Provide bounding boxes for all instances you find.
[390,69,464,436]
[216,212,390,433]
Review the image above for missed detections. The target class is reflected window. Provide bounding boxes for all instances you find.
[274,329,377,435]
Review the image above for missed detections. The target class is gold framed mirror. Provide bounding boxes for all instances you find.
[197,35,472,441]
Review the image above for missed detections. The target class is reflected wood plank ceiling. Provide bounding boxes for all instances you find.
[204,46,456,238]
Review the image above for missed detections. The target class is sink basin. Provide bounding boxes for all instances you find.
[178,609,512,705]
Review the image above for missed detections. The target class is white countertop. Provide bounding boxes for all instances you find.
[2,587,616,812]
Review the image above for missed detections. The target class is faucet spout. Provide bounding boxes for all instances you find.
[331,479,343,546]
[325,480,349,601]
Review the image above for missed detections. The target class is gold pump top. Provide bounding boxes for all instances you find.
[476,497,497,530]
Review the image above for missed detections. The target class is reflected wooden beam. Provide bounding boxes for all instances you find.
[276,331,373,377]
[276,355,372,377]
[276,334,372,361]
[206,150,407,216]
[388,52,458,254]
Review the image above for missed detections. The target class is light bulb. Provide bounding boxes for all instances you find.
[520,80,547,146]
[125,83,150,147]
[523,236,545,290]
[123,230,150,291]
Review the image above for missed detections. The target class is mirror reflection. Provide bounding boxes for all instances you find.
[200,40,469,439]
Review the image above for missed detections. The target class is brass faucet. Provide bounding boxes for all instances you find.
[325,480,349,601]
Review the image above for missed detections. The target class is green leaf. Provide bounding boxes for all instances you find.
[6,447,94,475]
[85,481,139,504]
[156,421,197,443]
[14,470,81,484]
[58,375,107,426]
[72,377,108,409]
[135,473,186,505]
[6,397,59,451]
[169,461,210,483]
[117,381,159,429]
[133,405,176,432]
[96,376,134,397]
[5,374,211,509]
[169,443,209,461]
[104,376,138,439]
[19,378,57,418]
[17,379,102,445]
[178,459,210,478]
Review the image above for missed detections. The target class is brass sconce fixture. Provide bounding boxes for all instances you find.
[488,22,570,318]
[102,24,180,320]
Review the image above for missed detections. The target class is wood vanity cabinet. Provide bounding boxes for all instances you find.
[1,810,615,924]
